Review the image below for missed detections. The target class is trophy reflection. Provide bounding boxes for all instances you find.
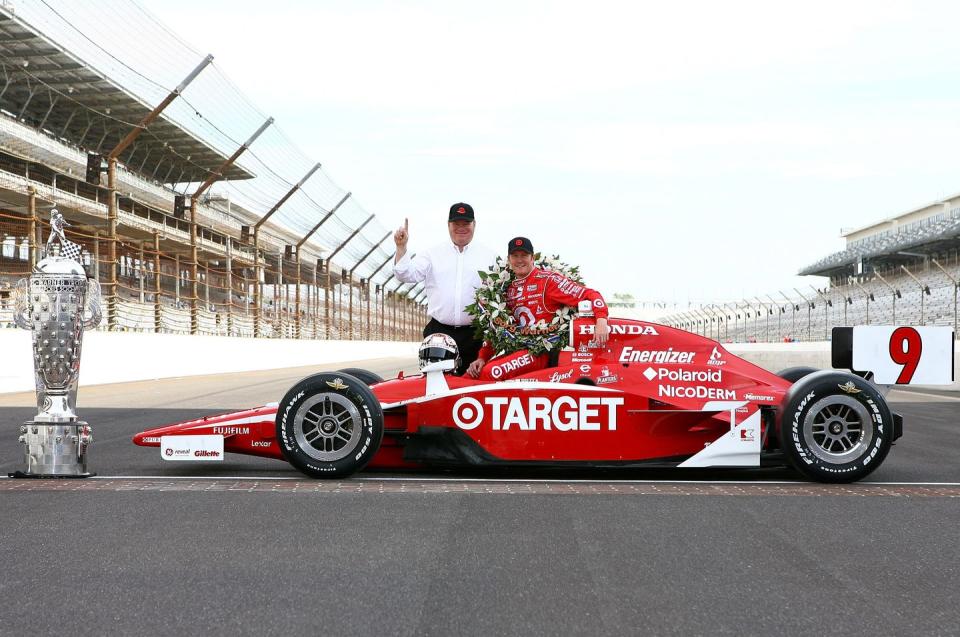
[11,210,101,477]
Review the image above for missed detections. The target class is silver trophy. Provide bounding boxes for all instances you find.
[11,209,101,477]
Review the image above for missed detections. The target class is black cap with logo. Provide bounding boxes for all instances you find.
[507,236,534,255]
[448,202,475,222]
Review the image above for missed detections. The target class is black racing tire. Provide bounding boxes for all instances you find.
[336,368,384,386]
[778,370,894,483]
[776,366,819,383]
[276,372,383,479]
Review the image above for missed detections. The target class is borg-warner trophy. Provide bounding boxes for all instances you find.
[11,210,101,477]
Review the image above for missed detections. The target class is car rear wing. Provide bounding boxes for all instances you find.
[831,326,955,385]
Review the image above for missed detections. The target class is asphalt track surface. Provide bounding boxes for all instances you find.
[2,359,959,636]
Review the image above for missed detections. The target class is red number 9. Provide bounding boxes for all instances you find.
[889,327,922,384]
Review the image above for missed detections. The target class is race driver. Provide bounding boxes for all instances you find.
[466,236,610,380]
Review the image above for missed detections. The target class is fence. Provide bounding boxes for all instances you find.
[663,257,960,343]
[0,210,428,340]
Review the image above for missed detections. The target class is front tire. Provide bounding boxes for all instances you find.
[276,372,383,479]
[779,370,893,483]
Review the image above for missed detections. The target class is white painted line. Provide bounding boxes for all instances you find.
[4,475,960,486]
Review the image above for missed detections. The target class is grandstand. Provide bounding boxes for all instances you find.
[0,0,426,340]
[663,192,960,342]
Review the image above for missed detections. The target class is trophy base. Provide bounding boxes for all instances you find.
[15,421,94,478]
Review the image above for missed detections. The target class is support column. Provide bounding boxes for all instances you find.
[27,187,37,266]
[153,233,161,333]
[107,158,118,330]
[226,240,234,336]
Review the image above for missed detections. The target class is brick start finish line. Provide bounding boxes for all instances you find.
[2,477,960,497]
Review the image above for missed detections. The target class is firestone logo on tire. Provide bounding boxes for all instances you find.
[452,395,624,431]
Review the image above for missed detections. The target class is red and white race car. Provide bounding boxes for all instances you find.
[133,317,953,483]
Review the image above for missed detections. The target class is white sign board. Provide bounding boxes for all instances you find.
[852,326,954,385]
[160,435,224,461]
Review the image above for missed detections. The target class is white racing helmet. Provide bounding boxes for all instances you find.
[419,333,460,372]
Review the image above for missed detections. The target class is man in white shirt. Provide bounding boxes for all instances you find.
[393,202,496,375]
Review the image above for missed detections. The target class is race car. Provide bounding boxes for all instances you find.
[133,315,953,483]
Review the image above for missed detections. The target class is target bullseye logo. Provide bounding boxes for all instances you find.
[452,397,484,430]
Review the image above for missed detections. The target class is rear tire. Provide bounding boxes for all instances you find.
[776,366,819,383]
[276,372,383,479]
[336,368,384,386]
[779,370,893,483]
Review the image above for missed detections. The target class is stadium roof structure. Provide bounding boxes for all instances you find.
[0,8,252,184]
[799,214,960,278]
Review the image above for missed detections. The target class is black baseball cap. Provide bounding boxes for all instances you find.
[448,202,475,222]
[508,236,534,255]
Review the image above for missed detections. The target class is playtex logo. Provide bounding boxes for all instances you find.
[160,434,224,462]
[452,395,624,431]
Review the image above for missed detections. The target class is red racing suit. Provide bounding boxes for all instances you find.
[478,267,608,380]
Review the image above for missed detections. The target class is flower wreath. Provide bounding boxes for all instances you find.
[466,254,582,357]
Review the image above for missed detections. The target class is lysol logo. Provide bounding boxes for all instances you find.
[619,347,695,364]
[452,396,624,431]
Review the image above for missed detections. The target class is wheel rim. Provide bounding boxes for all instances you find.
[802,395,874,464]
[294,392,363,462]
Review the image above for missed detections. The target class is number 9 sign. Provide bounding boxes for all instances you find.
[852,326,955,385]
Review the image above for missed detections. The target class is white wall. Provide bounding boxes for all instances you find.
[0,330,418,394]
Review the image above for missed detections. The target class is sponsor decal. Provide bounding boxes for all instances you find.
[527,284,537,291]
[554,276,585,298]
[579,324,658,336]
[160,435,224,462]
[743,392,775,402]
[251,441,272,447]
[549,369,574,383]
[579,364,591,374]
[707,347,726,367]
[838,381,861,394]
[326,378,349,390]
[213,426,250,436]
[645,367,722,383]
[452,396,625,431]
[593,299,605,308]
[620,347,695,364]
[571,354,593,363]
[658,385,737,400]
[596,375,619,385]
[740,428,755,441]
[514,306,536,326]
[143,436,160,444]
[491,353,534,379]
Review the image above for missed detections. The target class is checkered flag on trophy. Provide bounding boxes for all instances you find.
[59,237,84,263]
[46,209,84,263]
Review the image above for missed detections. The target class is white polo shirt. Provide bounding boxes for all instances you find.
[393,241,496,327]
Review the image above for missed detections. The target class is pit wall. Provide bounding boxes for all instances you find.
[0,330,419,394]
[0,334,955,394]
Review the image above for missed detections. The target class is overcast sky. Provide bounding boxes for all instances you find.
[150,0,960,307]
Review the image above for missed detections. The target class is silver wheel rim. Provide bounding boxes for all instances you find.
[294,392,363,462]
[802,395,874,464]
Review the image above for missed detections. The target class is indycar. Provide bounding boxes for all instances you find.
[133,315,951,483]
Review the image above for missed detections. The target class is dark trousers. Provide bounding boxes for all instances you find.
[424,318,481,376]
